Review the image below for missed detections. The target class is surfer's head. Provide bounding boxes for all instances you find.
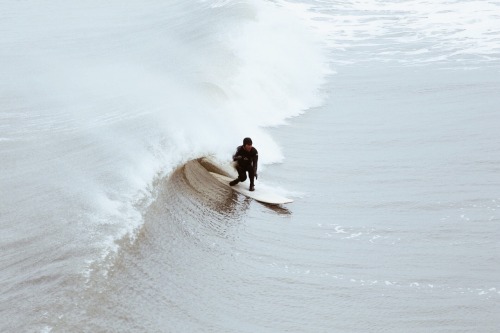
[243,137,253,151]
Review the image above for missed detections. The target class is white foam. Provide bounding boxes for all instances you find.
[335,226,347,234]
[0,0,329,273]
[281,0,500,66]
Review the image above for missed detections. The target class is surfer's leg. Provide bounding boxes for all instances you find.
[230,166,245,186]
[248,167,255,191]
[237,166,247,182]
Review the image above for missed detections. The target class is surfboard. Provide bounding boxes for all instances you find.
[209,172,293,205]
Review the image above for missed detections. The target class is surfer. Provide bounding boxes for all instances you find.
[230,137,258,191]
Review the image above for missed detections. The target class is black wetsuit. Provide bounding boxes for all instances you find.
[232,145,258,186]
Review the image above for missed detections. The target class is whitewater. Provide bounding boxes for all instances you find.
[1,0,499,332]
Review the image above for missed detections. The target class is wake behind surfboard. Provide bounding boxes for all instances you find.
[209,172,293,205]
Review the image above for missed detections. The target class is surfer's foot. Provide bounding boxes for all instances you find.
[229,179,239,186]
[249,184,255,191]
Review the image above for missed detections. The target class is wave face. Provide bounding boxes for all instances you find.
[42,157,297,332]
[0,1,327,331]
[46,159,263,332]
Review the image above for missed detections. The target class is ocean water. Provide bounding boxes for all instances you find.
[1,0,499,332]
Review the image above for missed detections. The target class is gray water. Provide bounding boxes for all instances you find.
[39,64,500,333]
[1,0,500,332]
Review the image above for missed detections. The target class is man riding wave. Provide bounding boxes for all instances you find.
[229,137,258,191]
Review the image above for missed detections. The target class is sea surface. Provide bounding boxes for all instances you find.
[1,0,499,332]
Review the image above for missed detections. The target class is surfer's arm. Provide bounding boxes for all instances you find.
[253,151,258,173]
[232,147,242,161]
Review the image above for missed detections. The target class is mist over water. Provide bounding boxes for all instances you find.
[1,0,325,256]
[1,0,499,332]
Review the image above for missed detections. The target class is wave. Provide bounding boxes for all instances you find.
[39,157,289,331]
[1,0,326,243]
[0,1,328,330]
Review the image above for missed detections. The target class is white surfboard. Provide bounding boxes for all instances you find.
[210,172,293,205]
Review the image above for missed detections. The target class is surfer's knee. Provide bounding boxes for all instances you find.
[238,174,247,182]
